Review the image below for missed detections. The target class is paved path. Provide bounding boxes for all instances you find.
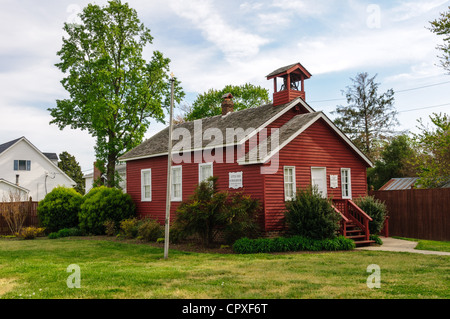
[355,237,450,256]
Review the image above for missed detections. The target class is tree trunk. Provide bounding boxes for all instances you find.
[106,153,117,188]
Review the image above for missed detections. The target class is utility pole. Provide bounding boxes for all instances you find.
[164,73,175,260]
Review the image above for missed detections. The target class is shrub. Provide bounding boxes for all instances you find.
[284,186,341,240]
[48,227,83,239]
[354,196,388,235]
[222,192,261,244]
[172,177,260,247]
[37,187,83,233]
[120,218,140,238]
[232,235,355,254]
[137,218,164,242]
[78,186,135,235]
[17,227,45,240]
[103,220,117,236]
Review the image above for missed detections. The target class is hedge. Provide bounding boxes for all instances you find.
[232,235,355,254]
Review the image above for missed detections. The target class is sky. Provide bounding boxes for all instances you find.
[1,0,449,174]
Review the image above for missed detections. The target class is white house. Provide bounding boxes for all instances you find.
[83,162,126,194]
[0,137,76,201]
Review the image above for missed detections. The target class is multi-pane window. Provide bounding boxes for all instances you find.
[199,163,213,183]
[284,166,296,201]
[171,166,182,201]
[14,160,31,171]
[341,168,352,199]
[141,169,152,201]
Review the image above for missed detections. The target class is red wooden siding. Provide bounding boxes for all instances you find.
[126,146,265,226]
[126,110,369,234]
[273,90,305,106]
[262,118,368,231]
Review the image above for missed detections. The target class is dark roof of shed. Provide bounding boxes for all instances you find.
[120,100,296,161]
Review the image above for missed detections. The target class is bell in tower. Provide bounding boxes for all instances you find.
[266,63,312,106]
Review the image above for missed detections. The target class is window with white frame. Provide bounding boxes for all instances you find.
[341,168,352,199]
[14,160,31,171]
[199,162,213,183]
[171,166,182,201]
[284,166,296,201]
[141,169,152,201]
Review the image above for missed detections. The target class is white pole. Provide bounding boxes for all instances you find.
[164,74,175,260]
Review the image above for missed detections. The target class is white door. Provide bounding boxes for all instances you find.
[311,167,327,198]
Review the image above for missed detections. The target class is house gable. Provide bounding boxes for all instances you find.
[0,137,76,201]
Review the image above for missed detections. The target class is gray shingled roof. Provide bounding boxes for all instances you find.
[120,100,297,161]
[266,63,300,78]
[0,137,22,155]
[240,112,321,163]
[43,153,59,161]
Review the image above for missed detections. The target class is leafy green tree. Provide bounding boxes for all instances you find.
[332,72,398,160]
[429,6,450,72]
[184,83,270,121]
[412,113,450,188]
[49,0,184,187]
[58,151,85,194]
[367,135,418,190]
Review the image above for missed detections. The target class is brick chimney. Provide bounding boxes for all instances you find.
[221,93,234,115]
[93,162,104,186]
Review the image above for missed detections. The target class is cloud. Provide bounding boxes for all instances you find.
[168,0,270,62]
[390,0,449,22]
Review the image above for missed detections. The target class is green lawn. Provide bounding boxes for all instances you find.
[0,237,449,299]
[392,237,450,253]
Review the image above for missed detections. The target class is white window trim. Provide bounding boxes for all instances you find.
[284,166,296,201]
[141,169,152,202]
[171,166,183,202]
[198,162,213,183]
[341,168,352,199]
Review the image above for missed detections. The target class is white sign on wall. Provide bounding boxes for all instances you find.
[229,172,243,189]
[330,175,338,189]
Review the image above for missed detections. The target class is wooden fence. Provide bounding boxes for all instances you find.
[0,200,39,235]
[369,188,450,241]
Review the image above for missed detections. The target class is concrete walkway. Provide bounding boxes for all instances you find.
[355,237,450,256]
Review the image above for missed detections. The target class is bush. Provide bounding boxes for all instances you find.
[78,186,136,235]
[354,196,388,235]
[48,227,83,239]
[172,177,260,247]
[17,227,45,240]
[284,186,341,240]
[137,218,164,242]
[232,235,355,254]
[37,187,83,233]
[120,218,140,238]
[103,220,117,236]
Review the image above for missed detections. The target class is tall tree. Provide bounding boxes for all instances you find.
[183,83,270,121]
[49,0,184,187]
[58,151,85,194]
[332,72,398,160]
[429,6,450,72]
[411,113,450,188]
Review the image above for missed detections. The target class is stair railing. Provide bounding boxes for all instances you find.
[333,199,373,241]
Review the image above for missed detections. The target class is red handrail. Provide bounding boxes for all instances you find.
[332,199,372,241]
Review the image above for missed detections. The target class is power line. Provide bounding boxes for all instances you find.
[398,102,450,114]
[309,80,450,104]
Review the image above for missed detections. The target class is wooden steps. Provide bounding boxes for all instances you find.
[344,222,375,247]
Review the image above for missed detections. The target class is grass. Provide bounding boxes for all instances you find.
[393,237,450,253]
[0,237,449,299]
